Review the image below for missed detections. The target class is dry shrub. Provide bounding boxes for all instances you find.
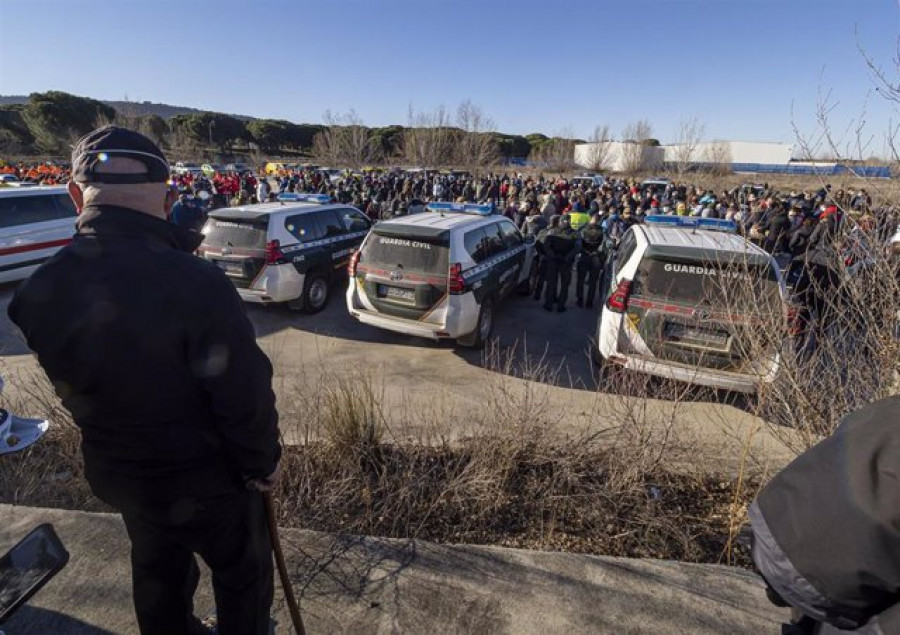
[319,377,384,455]
[0,365,100,511]
[267,351,753,564]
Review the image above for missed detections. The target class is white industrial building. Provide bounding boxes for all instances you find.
[573,140,803,173]
[573,141,662,173]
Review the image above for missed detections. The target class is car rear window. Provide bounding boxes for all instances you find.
[361,231,449,275]
[0,194,76,229]
[633,256,781,312]
[202,217,269,250]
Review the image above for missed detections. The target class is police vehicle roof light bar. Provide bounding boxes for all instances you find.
[425,202,493,216]
[644,215,737,233]
[277,193,332,204]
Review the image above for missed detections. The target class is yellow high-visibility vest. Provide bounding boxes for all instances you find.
[568,211,590,230]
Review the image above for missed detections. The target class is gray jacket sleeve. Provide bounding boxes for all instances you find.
[750,397,900,631]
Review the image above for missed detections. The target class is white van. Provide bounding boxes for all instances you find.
[0,187,78,284]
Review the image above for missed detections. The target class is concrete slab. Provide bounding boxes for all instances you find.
[0,504,788,634]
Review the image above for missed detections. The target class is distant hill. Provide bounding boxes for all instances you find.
[0,91,563,162]
[0,95,253,121]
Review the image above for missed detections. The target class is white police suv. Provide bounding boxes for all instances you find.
[594,215,787,393]
[346,203,534,347]
[198,193,371,313]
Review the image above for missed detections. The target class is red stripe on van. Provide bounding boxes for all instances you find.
[629,296,764,325]
[0,238,72,257]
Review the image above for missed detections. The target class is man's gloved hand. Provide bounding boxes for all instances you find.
[246,463,280,493]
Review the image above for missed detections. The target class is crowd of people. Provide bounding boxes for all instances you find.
[5,160,899,320]
[0,161,70,185]
[253,166,899,322]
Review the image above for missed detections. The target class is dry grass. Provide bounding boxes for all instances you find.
[269,355,754,564]
[0,366,100,512]
[0,353,756,566]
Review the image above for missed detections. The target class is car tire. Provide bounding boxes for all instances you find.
[291,272,330,314]
[459,296,495,349]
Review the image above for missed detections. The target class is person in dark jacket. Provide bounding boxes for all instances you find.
[751,397,900,634]
[542,215,579,312]
[576,214,605,308]
[764,201,792,254]
[8,127,280,635]
[799,206,842,333]
[531,213,554,300]
[785,214,816,290]
[170,190,207,232]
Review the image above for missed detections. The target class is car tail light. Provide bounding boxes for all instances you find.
[265,239,285,265]
[448,263,465,295]
[606,279,632,313]
[348,250,361,276]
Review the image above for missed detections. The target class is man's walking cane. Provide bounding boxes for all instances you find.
[262,491,307,635]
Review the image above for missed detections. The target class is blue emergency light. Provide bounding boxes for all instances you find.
[277,193,332,204]
[644,215,737,233]
[425,202,493,216]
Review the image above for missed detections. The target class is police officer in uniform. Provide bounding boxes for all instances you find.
[542,215,579,312]
[576,213,605,308]
[532,214,555,300]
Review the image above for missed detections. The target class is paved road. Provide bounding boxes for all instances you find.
[0,280,795,474]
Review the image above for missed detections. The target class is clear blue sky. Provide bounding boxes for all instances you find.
[1,0,898,148]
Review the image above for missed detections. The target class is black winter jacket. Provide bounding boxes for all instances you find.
[751,397,900,632]
[9,205,281,508]
[805,213,841,268]
[764,211,792,254]
[542,228,579,264]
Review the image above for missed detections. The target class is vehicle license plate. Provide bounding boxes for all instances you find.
[665,322,729,349]
[378,284,415,301]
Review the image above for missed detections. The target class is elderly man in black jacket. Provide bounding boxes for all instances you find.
[8,126,281,635]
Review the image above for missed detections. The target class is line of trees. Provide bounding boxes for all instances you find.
[0,92,582,170]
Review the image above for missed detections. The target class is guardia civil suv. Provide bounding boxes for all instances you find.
[594,215,788,393]
[198,194,371,313]
[347,203,534,347]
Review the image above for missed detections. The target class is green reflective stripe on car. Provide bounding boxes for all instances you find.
[281,230,369,254]
[465,246,524,303]
[461,245,526,280]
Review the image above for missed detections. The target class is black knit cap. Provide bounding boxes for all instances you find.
[72,125,169,184]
